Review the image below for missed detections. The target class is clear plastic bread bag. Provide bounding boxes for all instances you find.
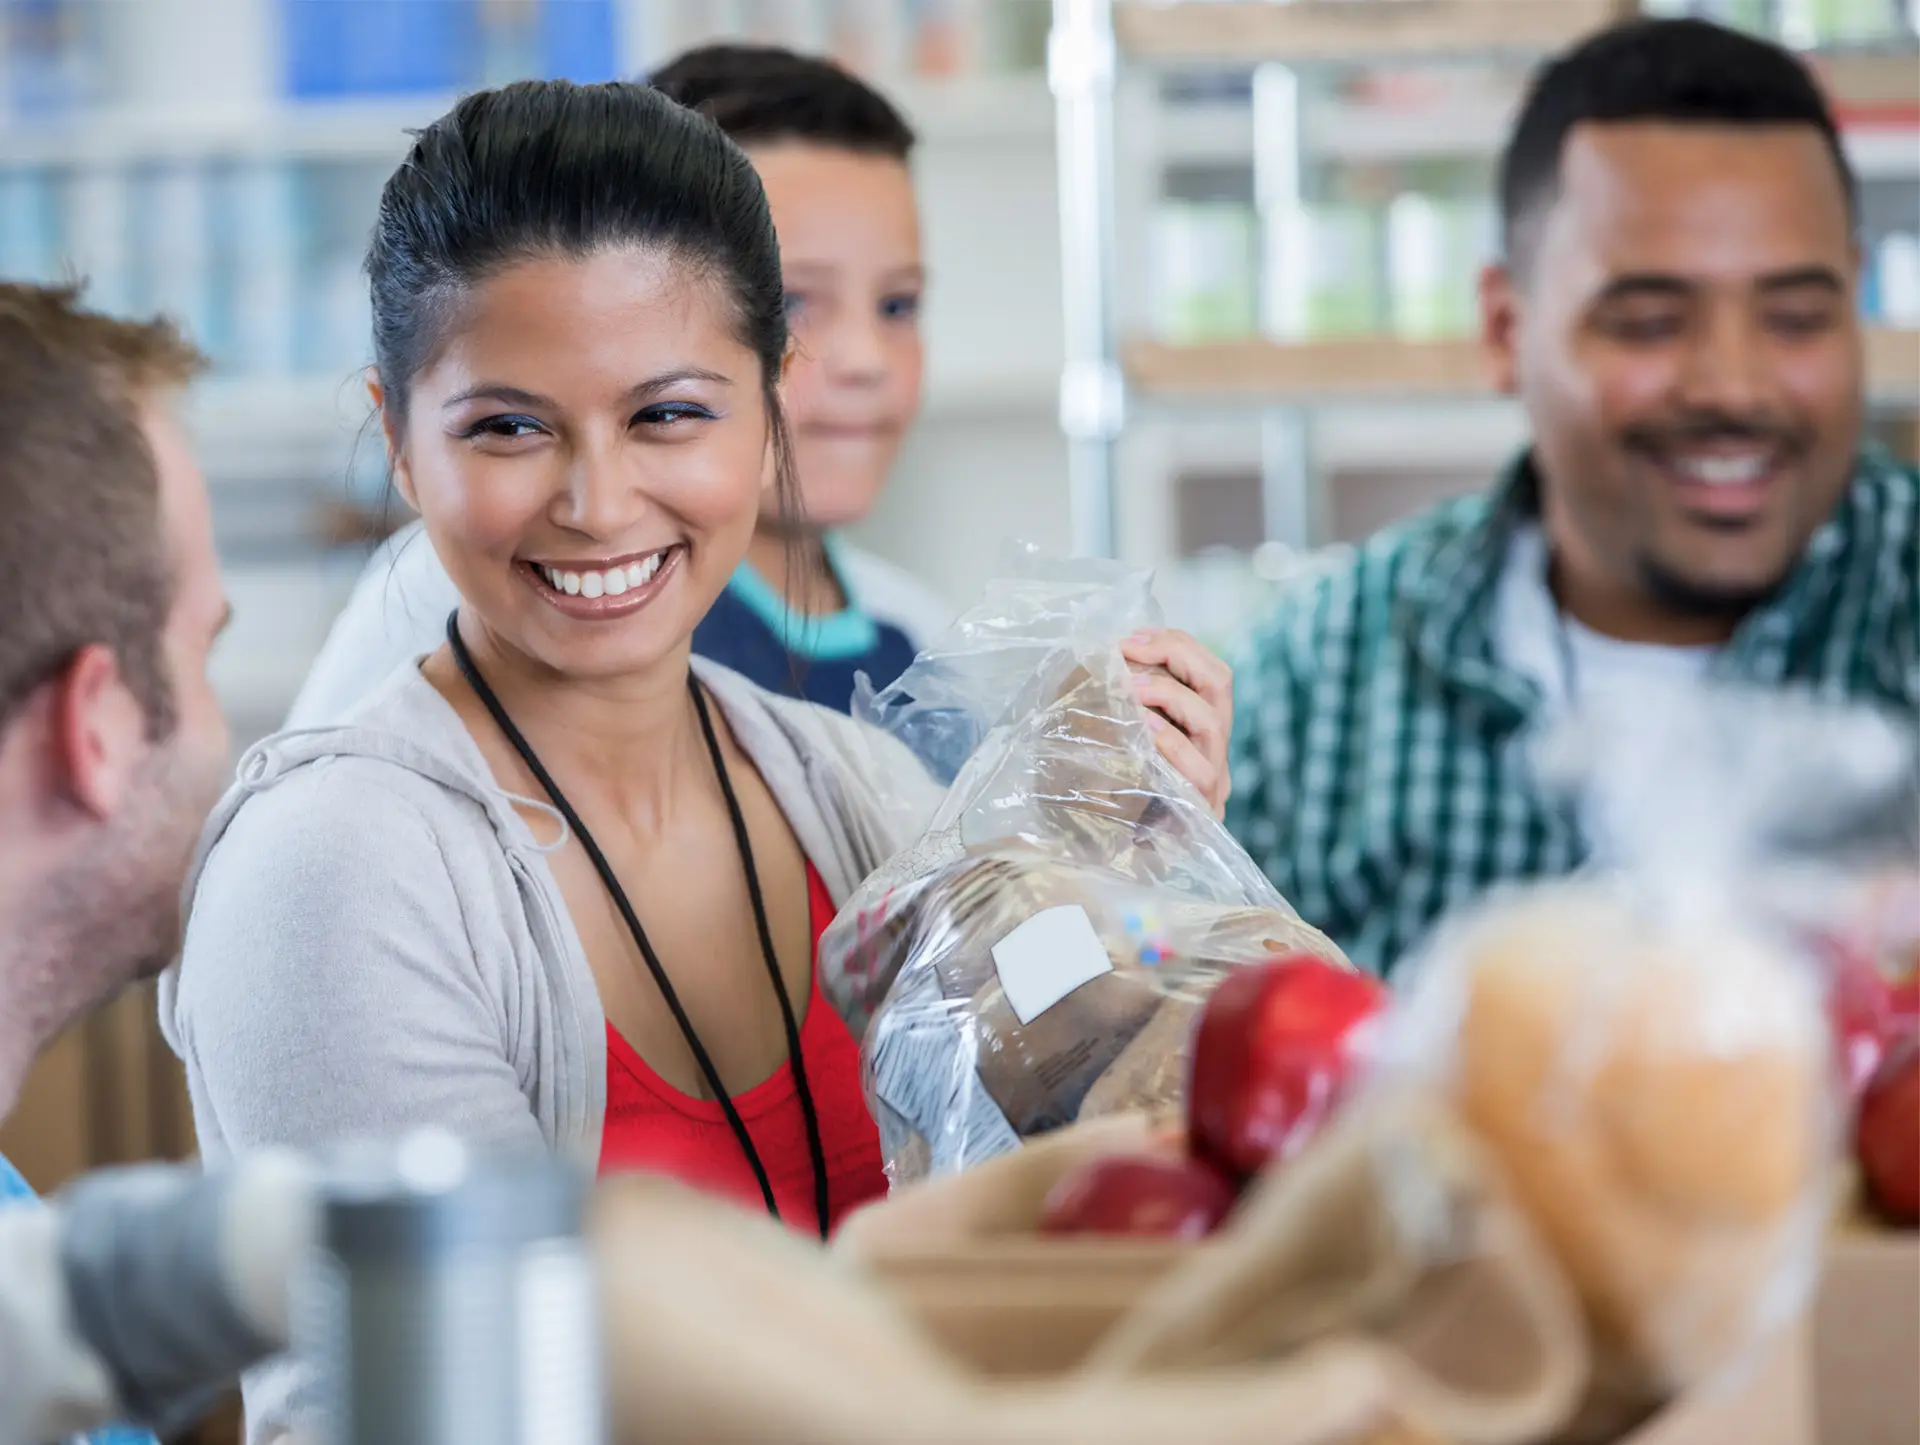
[1372,684,1882,1415]
[1704,693,1920,1101]
[818,548,1347,1184]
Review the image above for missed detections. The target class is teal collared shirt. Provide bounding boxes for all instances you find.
[1226,448,1919,977]
[0,1154,161,1445]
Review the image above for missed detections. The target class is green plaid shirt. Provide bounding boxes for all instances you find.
[1226,449,1919,977]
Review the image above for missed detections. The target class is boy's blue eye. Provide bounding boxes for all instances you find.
[881,293,920,322]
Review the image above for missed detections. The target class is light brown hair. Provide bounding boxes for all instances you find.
[0,283,206,735]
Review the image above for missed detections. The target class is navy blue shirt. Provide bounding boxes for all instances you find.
[692,543,922,712]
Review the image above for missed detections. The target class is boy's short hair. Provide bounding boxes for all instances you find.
[0,282,205,736]
[650,44,916,159]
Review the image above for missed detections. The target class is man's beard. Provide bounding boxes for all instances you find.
[1637,551,1784,627]
[39,739,224,1027]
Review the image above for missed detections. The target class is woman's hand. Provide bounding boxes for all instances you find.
[1120,629,1234,819]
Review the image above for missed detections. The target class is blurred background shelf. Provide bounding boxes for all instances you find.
[1153,91,1918,175]
[1126,327,1920,402]
[0,0,1914,718]
[1115,0,1637,63]
[1812,49,1920,116]
[1866,324,1920,394]
[1066,1,1920,579]
[0,73,1057,167]
[1127,335,1485,398]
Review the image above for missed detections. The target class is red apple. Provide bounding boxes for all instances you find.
[1889,973,1918,1035]
[1187,954,1388,1181]
[1857,1033,1920,1228]
[1038,1153,1239,1240]
[1825,937,1896,1102]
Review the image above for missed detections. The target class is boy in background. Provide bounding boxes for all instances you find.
[288,45,949,725]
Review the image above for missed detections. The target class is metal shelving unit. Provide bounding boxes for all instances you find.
[1128,328,1920,400]
[1112,0,1631,60]
[1047,0,1920,558]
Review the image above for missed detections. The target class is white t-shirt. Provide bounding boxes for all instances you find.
[1493,523,1719,719]
[1494,524,1723,863]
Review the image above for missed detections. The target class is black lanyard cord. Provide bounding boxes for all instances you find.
[445,613,830,1239]
[687,655,832,1240]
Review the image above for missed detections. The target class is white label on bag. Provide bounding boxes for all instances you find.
[991,906,1113,1026]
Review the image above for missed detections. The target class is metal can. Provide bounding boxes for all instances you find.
[299,1132,603,1445]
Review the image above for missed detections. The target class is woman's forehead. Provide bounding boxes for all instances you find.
[419,249,753,395]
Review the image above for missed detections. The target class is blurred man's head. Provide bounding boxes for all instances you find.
[1482,19,1862,643]
[654,45,923,533]
[0,284,229,1107]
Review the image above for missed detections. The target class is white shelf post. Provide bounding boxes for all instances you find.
[1050,0,1124,559]
[1251,58,1318,548]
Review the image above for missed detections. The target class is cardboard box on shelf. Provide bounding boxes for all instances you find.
[1814,1228,1920,1445]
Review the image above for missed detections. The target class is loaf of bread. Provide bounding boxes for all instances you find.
[1437,883,1830,1391]
[1079,997,1200,1122]
[967,970,1166,1135]
[861,849,1349,1177]
[1023,659,1173,831]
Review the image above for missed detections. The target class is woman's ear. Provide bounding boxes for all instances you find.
[367,369,419,512]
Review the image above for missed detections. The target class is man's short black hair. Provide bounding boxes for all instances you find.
[1498,18,1856,274]
[650,44,916,159]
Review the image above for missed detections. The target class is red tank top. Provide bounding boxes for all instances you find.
[598,862,887,1234]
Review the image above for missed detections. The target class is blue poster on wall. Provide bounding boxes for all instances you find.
[540,0,619,84]
[283,1,619,99]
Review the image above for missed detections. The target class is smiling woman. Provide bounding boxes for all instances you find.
[155,75,1238,1445]
[287,46,947,725]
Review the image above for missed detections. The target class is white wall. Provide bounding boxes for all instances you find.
[850,96,1069,608]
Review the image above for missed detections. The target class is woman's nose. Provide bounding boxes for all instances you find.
[551,447,644,539]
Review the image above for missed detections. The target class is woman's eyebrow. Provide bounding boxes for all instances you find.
[442,383,554,411]
[440,369,733,412]
[623,368,734,401]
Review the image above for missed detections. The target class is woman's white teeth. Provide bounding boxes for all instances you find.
[541,550,669,600]
[1676,454,1768,487]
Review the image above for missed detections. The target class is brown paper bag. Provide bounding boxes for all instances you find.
[837,1112,1178,1256]
[593,1175,971,1445]
[1083,1095,1591,1445]
[596,1169,1434,1445]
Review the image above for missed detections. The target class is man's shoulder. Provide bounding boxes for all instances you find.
[1252,491,1493,670]
[1854,451,1920,551]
